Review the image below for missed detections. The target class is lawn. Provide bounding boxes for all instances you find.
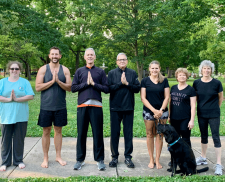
[26,77,225,137]
[0,175,225,182]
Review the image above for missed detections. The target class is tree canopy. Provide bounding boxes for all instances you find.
[1,0,225,79]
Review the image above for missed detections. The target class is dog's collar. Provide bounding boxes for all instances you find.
[169,137,180,147]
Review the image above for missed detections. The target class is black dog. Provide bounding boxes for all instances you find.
[156,122,208,176]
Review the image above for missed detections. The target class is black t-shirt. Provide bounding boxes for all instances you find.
[193,78,223,118]
[170,85,196,120]
[141,77,169,115]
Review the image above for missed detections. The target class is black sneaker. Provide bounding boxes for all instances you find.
[124,158,135,168]
[109,158,118,167]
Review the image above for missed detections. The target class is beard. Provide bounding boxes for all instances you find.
[50,58,60,64]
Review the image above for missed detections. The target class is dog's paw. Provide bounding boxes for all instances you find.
[167,167,172,172]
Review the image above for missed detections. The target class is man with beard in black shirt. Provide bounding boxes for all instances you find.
[108,53,141,168]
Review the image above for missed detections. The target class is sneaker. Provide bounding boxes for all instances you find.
[214,164,224,175]
[124,158,135,168]
[97,160,106,171]
[74,161,85,170]
[196,156,207,166]
[109,158,118,167]
[168,161,171,166]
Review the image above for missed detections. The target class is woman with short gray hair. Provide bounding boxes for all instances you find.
[193,60,223,175]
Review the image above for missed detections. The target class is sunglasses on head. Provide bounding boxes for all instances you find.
[10,68,20,71]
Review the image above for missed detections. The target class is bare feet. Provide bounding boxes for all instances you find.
[0,165,6,171]
[19,163,26,169]
[56,157,66,166]
[156,162,163,169]
[148,160,155,169]
[41,159,48,168]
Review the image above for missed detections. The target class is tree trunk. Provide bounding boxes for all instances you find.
[136,61,143,82]
[168,68,172,78]
[25,66,28,77]
[215,61,218,75]
[4,66,6,77]
[26,62,31,80]
[76,52,79,71]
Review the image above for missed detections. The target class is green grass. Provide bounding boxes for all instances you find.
[25,78,225,137]
[0,175,225,182]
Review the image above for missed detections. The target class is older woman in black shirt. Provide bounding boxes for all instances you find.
[193,60,223,175]
[169,68,196,147]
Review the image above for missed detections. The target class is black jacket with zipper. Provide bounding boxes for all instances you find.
[108,67,141,111]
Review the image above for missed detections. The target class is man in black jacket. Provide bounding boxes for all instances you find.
[71,48,109,171]
[108,53,141,168]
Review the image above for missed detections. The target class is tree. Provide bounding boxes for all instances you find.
[0,35,42,80]
[85,0,213,80]
[0,0,67,64]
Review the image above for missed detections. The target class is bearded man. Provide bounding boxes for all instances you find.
[36,46,72,168]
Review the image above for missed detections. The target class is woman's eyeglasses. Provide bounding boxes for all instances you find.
[10,68,20,71]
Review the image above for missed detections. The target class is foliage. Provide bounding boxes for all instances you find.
[0,0,67,63]
[84,0,213,80]
[0,35,42,80]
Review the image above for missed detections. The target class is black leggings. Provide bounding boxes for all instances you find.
[170,118,191,148]
[198,117,221,148]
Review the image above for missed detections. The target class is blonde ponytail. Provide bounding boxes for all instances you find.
[149,60,164,83]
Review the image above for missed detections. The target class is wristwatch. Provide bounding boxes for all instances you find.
[160,108,165,112]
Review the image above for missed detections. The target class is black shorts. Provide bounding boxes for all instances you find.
[37,108,67,127]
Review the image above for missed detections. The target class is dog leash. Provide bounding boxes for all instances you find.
[154,119,163,140]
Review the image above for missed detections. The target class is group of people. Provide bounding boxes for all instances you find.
[0,46,223,175]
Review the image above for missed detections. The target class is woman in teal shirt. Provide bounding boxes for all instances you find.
[0,61,34,171]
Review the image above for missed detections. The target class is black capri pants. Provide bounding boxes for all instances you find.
[198,117,221,148]
[170,118,192,148]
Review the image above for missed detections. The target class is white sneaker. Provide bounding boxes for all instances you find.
[196,156,207,166]
[214,164,224,175]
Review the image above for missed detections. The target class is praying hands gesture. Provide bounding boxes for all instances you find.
[5,89,19,102]
[121,72,128,85]
[87,71,95,86]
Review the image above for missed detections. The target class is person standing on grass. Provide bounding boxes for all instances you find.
[167,68,196,167]
[107,53,141,168]
[35,46,72,168]
[140,60,170,169]
[71,48,109,171]
[0,61,34,171]
[193,60,223,175]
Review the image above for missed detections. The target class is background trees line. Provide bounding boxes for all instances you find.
[1,0,225,80]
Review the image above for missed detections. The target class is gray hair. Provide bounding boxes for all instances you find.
[84,48,95,56]
[199,60,215,74]
[117,53,127,60]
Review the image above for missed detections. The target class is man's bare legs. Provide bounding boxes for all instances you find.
[54,126,66,166]
[41,126,52,168]
[144,120,155,168]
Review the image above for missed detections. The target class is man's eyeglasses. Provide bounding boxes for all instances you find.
[10,68,20,71]
[117,59,127,62]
